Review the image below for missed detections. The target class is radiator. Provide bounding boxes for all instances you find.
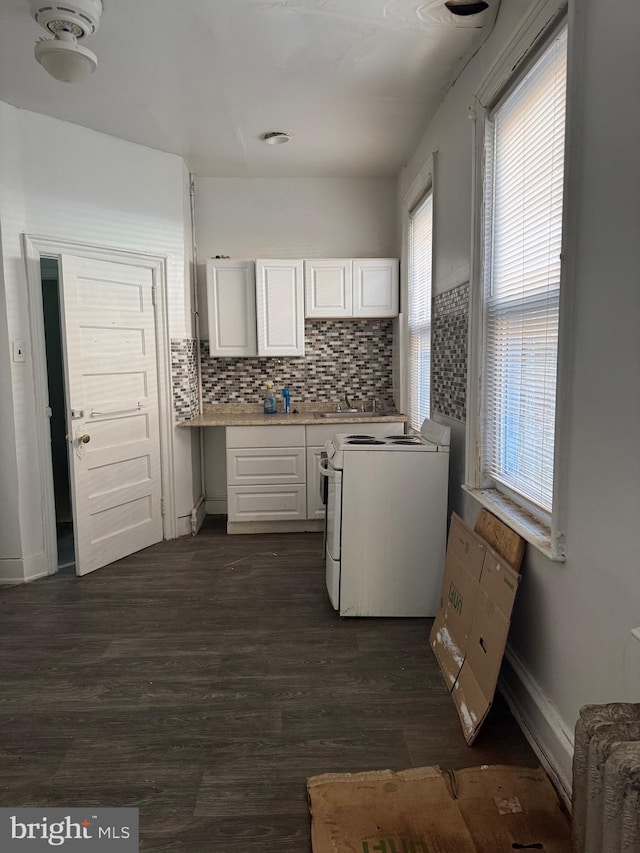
[572,703,640,853]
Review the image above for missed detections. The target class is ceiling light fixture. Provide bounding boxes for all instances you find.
[262,132,292,145]
[444,1,490,15]
[30,0,103,83]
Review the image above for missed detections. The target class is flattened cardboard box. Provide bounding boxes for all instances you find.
[429,514,486,692]
[429,513,522,744]
[307,764,571,853]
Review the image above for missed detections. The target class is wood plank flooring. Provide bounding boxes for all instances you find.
[0,518,537,851]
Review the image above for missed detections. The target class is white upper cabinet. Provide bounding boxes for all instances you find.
[256,259,305,356]
[352,259,399,317]
[206,259,257,356]
[304,259,353,318]
[304,258,399,318]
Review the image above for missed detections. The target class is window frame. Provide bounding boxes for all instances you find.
[465,0,572,561]
[407,187,434,431]
[399,156,436,430]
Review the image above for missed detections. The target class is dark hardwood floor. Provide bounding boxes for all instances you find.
[0,517,537,851]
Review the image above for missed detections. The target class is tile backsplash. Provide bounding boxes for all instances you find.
[173,298,467,422]
[199,319,394,410]
[431,282,469,422]
[171,339,199,421]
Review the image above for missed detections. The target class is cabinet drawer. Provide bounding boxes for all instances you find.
[226,425,306,448]
[306,422,404,446]
[227,485,307,522]
[227,447,306,485]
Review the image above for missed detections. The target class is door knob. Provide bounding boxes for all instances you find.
[80,434,91,444]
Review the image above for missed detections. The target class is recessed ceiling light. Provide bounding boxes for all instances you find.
[262,132,292,145]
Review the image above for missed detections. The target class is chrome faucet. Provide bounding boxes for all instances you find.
[344,394,354,411]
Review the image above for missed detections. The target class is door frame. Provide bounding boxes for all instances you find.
[22,233,177,576]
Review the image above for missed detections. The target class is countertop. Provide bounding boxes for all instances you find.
[179,405,407,428]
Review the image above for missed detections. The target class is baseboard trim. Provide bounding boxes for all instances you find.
[227,519,324,535]
[24,550,50,582]
[205,497,227,515]
[499,645,574,809]
[0,553,51,585]
[176,516,191,537]
[0,558,25,585]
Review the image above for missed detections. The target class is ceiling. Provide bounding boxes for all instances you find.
[0,0,501,178]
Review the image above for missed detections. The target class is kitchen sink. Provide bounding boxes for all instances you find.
[314,411,393,419]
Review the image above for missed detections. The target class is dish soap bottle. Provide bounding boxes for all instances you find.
[263,382,276,415]
[282,387,291,414]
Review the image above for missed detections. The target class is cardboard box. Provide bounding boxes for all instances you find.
[430,513,523,744]
[429,514,487,690]
[307,764,570,853]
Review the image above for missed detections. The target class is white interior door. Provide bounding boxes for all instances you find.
[59,255,163,576]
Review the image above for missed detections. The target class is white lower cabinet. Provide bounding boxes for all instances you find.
[226,425,307,524]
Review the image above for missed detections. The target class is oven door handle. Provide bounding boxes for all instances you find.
[319,457,334,478]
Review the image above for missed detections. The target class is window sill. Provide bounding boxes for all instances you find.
[462,485,566,563]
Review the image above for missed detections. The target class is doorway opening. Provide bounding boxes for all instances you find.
[40,257,75,571]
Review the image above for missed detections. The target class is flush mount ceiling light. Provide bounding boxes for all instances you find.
[30,0,103,83]
[262,132,292,145]
[444,1,490,15]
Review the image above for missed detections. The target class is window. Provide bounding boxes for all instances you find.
[407,189,433,430]
[480,25,567,518]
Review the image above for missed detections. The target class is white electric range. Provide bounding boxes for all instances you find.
[320,419,450,617]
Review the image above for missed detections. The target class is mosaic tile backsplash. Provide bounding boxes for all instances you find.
[171,339,199,421]
[199,320,395,410]
[431,282,469,422]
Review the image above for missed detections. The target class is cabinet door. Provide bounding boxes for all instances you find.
[206,259,257,356]
[256,259,305,356]
[352,259,399,318]
[306,446,326,520]
[304,259,352,318]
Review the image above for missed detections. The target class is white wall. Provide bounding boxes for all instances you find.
[195,176,398,511]
[400,0,640,795]
[0,103,27,577]
[196,177,398,259]
[0,103,196,580]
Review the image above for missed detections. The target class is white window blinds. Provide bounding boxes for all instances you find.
[481,26,567,513]
[408,190,433,431]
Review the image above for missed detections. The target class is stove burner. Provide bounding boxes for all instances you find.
[391,439,422,445]
[386,434,420,441]
[346,434,375,440]
[346,438,385,445]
